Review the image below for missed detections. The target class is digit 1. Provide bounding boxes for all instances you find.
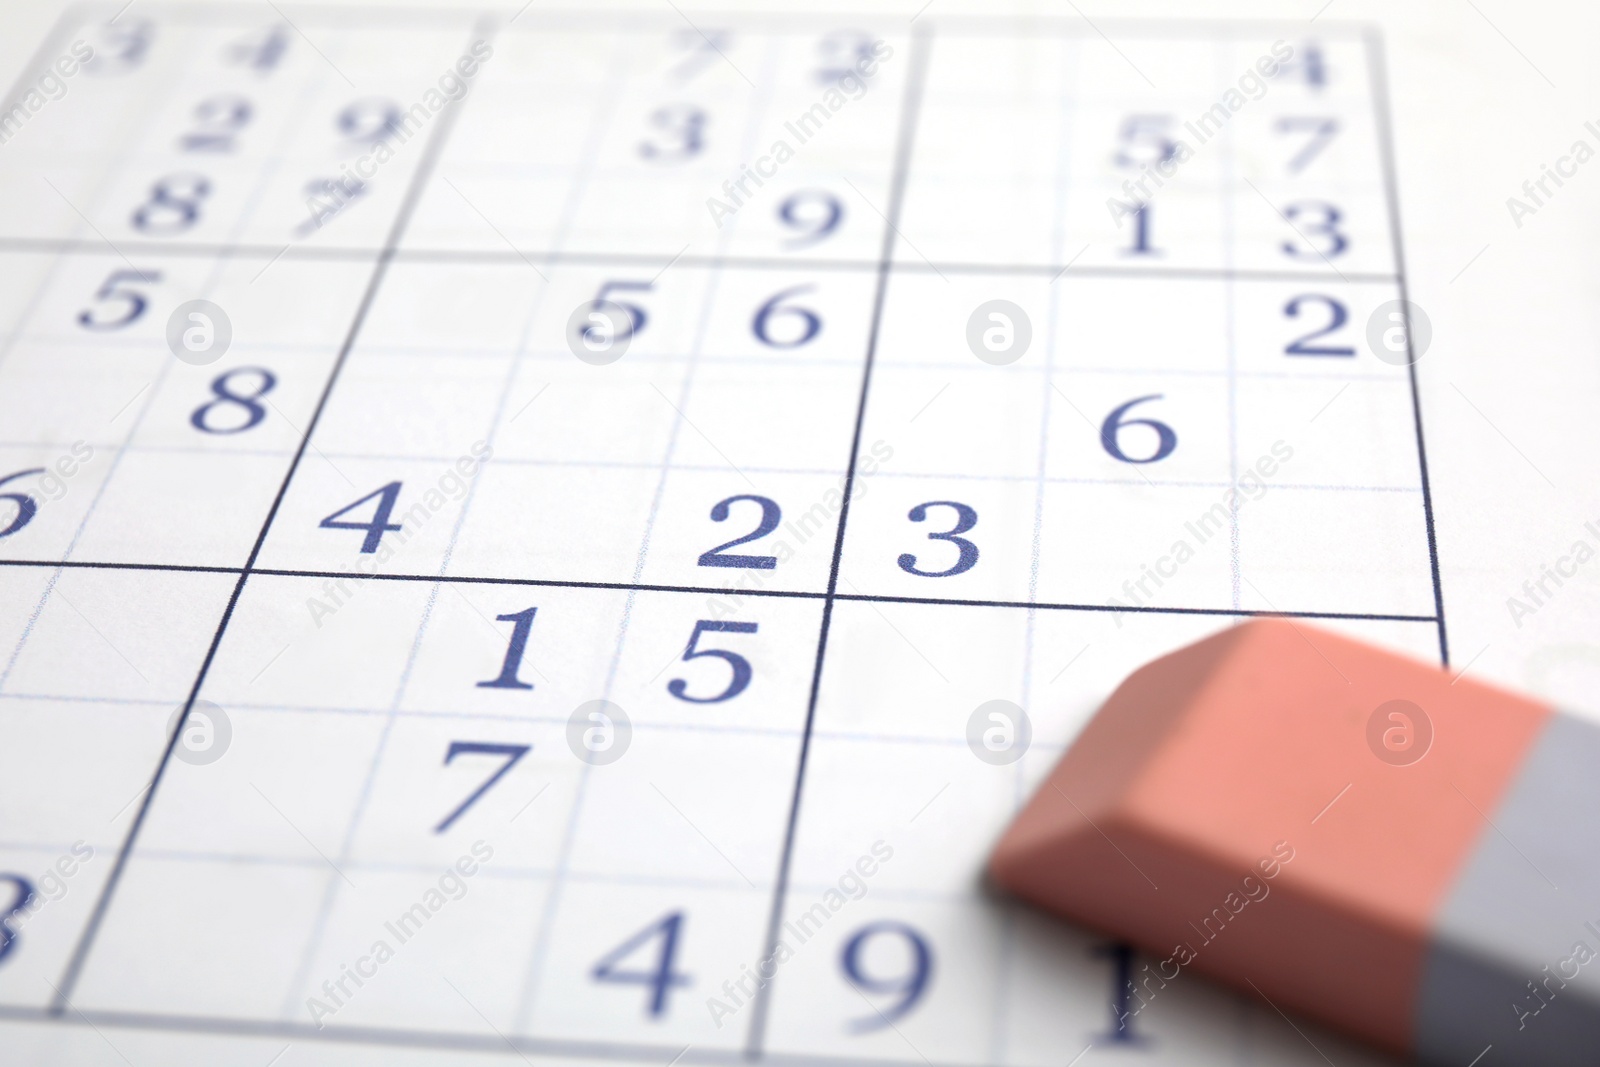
[478,607,537,690]
[1096,942,1144,1043]
[1124,204,1157,256]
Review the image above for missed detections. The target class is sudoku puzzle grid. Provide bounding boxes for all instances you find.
[0,6,1443,1066]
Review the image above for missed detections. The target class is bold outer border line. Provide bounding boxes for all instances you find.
[1367,28,1449,667]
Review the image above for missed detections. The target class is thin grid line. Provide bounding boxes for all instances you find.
[47,29,476,1010]
[744,22,930,1055]
[0,49,240,695]
[0,556,1443,621]
[0,14,217,695]
[0,337,1426,379]
[0,441,1436,486]
[285,14,619,1018]
[0,235,1399,284]
[509,30,787,1035]
[0,19,344,702]
[995,31,1081,1066]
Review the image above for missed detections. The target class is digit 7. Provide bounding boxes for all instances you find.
[434,741,529,833]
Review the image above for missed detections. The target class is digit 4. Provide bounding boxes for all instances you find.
[320,481,403,554]
[593,911,692,1017]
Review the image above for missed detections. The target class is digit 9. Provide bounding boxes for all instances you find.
[840,921,933,1032]
[778,190,843,247]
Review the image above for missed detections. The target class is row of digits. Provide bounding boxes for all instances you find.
[0,866,1145,1043]
[97,13,1344,254]
[0,388,1176,571]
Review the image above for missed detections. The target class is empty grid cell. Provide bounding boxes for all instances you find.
[286,863,550,1033]
[72,856,337,1017]
[1236,485,1435,616]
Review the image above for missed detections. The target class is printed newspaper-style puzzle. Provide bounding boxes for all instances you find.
[0,7,1440,1066]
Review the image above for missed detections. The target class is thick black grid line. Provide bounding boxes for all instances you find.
[0,556,1441,622]
[742,21,930,1058]
[1366,29,1449,666]
[44,32,481,1011]
[0,234,1398,287]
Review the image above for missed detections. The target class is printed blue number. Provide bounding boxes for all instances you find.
[1100,395,1177,464]
[85,20,152,74]
[753,286,821,348]
[779,191,843,247]
[1281,201,1347,260]
[79,269,161,330]
[338,99,402,145]
[815,30,875,86]
[320,481,403,554]
[897,501,978,577]
[0,469,43,540]
[1114,114,1177,169]
[698,495,780,569]
[1096,942,1145,1043]
[478,607,538,690]
[226,25,289,71]
[180,94,253,152]
[593,911,692,1017]
[669,27,731,83]
[1275,42,1327,90]
[668,620,757,704]
[0,875,34,965]
[583,280,652,345]
[639,105,705,161]
[1284,295,1354,356]
[840,921,932,1032]
[434,741,529,833]
[1276,116,1339,173]
[1123,203,1157,256]
[191,367,276,434]
[132,174,211,234]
